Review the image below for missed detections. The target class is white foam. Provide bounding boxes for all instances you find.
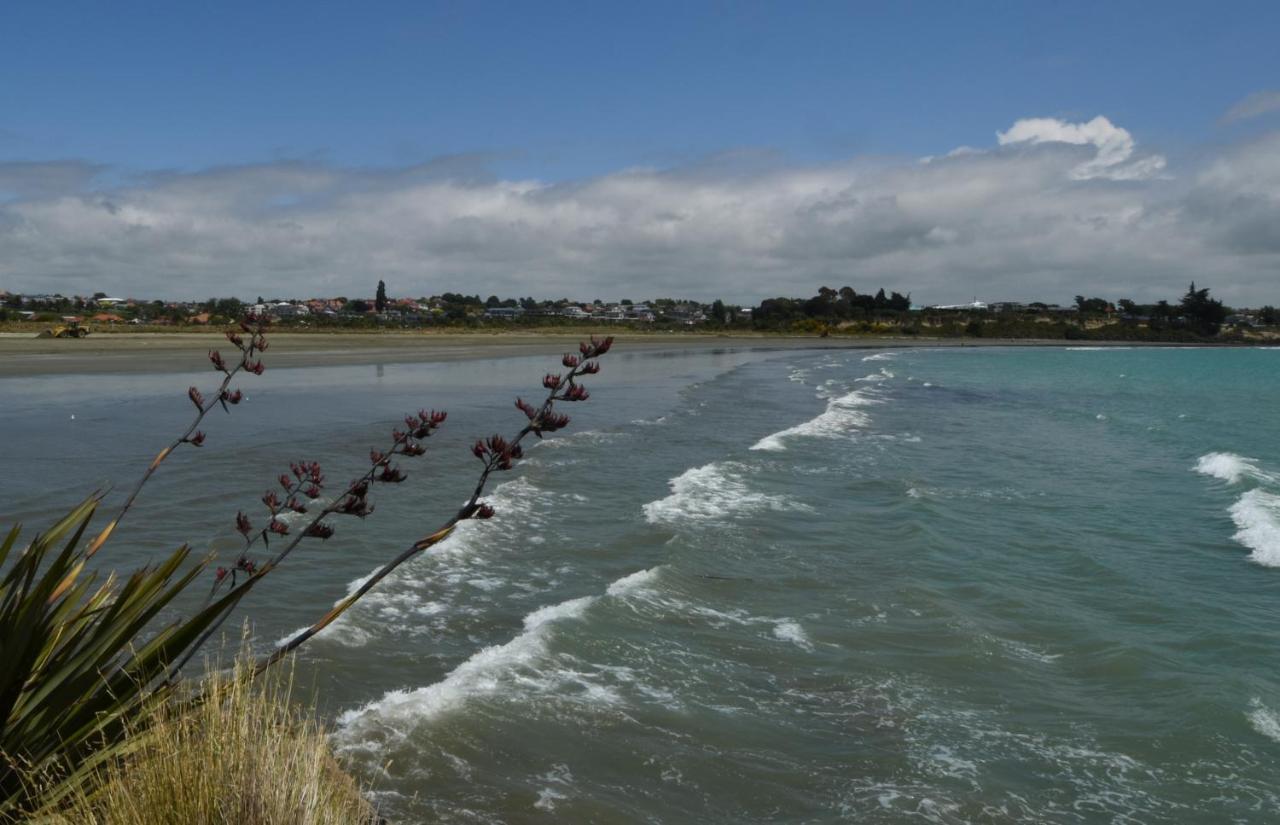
[1248,698,1280,742]
[642,462,813,522]
[751,388,878,451]
[1229,489,1280,567]
[862,352,897,361]
[606,566,663,597]
[1195,452,1276,485]
[336,594,597,735]
[772,620,813,650]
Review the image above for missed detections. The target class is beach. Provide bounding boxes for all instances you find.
[0,330,1165,377]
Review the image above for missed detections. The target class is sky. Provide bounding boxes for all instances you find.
[2,0,1279,304]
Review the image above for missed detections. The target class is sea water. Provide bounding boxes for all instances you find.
[2,345,1279,823]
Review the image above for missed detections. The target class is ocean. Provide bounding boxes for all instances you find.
[3,344,1279,823]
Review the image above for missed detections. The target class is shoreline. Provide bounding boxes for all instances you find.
[0,330,1243,378]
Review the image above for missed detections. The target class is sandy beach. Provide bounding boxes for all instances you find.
[0,330,1192,377]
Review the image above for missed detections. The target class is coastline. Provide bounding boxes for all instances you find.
[0,330,1218,378]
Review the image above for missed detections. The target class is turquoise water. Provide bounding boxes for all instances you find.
[3,345,1280,822]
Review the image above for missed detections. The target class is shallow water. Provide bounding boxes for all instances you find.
[3,345,1279,823]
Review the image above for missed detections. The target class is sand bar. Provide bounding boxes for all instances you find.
[0,331,1175,378]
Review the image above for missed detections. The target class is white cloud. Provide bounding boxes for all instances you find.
[1,119,1277,306]
[1223,90,1280,123]
[996,115,1166,180]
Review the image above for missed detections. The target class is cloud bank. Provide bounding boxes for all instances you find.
[2,117,1279,305]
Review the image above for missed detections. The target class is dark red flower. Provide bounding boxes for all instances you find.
[475,503,496,519]
[209,350,227,372]
[579,361,600,375]
[188,386,204,409]
[562,353,580,369]
[472,439,487,459]
[189,430,206,446]
[215,566,229,583]
[225,389,243,405]
[262,490,281,512]
[225,331,245,349]
[235,511,252,536]
[563,384,589,402]
[268,519,289,536]
[370,449,385,465]
[543,373,562,390]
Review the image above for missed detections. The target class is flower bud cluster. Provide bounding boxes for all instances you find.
[472,434,524,471]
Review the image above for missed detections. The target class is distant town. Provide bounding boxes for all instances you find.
[2,281,1276,342]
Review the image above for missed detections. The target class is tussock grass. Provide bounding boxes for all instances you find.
[38,651,380,825]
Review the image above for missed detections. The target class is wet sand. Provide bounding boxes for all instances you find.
[0,330,1163,377]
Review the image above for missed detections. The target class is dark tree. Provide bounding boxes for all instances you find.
[375,280,388,313]
[1179,282,1227,335]
[710,299,727,324]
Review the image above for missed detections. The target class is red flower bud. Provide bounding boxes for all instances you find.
[226,331,245,349]
[215,566,229,582]
[515,398,538,420]
[188,386,204,409]
[268,519,289,536]
[304,484,322,499]
[370,449,385,465]
[563,384,589,402]
[209,350,227,372]
[562,353,580,369]
[189,430,206,446]
[235,511,252,536]
[305,522,336,539]
[579,361,600,375]
[543,373,562,390]
[475,503,496,519]
[226,389,243,405]
[262,491,281,513]
[472,439,487,459]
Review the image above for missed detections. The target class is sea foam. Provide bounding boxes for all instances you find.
[1195,452,1276,485]
[1229,489,1280,567]
[1248,698,1280,742]
[642,462,812,523]
[751,388,878,451]
[336,594,598,738]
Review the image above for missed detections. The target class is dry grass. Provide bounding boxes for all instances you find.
[36,651,380,825]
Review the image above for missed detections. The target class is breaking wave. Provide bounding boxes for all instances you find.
[336,594,597,740]
[642,462,813,523]
[751,388,879,451]
[1195,452,1276,485]
[1229,489,1280,567]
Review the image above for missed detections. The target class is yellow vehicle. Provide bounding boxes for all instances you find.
[37,321,90,339]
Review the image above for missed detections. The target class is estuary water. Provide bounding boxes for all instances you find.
[3,344,1280,823]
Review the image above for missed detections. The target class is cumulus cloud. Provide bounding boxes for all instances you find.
[1223,90,1280,123]
[996,116,1166,180]
[1,118,1278,306]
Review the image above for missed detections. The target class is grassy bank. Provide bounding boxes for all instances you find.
[34,651,379,825]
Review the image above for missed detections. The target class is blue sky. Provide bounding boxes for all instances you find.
[2,1,1279,302]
